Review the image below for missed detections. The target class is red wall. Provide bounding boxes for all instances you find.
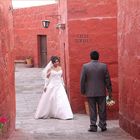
[13,4,60,67]
[0,0,15,138]
[63,0,118,119]
[58,0,70,103]
[118,0,140,139]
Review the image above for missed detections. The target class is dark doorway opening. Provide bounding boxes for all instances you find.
[38,35,47,68]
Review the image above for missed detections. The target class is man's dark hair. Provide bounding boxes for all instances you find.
[50,56,60,64]
[90,51,99,60]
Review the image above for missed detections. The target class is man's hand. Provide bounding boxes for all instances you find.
[108,93,112,100]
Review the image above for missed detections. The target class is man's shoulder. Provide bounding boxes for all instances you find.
[83,61,107,68]
[99,62,107,66]
[83,62,91,67]
[98,62,107,69]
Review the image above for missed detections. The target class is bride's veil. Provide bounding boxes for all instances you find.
[42,61,53,88]
[42,61,53,79]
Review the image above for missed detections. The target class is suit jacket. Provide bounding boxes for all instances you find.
[80,60,112,97]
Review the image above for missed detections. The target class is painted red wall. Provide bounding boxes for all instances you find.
[0,0,15,138]
[57,0,71,103]
[118,0,140,139]
[63,0,118,119]
[13,4,60,67]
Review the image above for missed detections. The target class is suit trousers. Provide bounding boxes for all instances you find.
[87,96,107,129]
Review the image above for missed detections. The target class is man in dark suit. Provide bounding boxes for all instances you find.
[80,51,112,132]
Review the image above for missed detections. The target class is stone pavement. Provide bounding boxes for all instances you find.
[8,67,136,140]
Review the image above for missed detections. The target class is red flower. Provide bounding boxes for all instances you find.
[0,117,7,124]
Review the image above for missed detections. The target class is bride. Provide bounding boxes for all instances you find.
[35,56,73,119]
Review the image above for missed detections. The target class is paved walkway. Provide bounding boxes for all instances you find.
[8,67,136,140]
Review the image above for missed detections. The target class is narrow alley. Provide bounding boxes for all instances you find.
[8,67,135,140]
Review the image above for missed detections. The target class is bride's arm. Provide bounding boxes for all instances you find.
[46,69,51,78]
[44,69,51,92]
[61,74,65,86]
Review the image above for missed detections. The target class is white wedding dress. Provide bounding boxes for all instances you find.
[35,69,73,119]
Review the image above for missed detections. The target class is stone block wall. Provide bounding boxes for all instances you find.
[0,0,15,138]
[118,0,140,139]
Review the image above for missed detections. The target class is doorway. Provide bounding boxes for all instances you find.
[38,35,47,68]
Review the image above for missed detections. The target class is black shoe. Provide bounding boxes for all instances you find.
[101,128,107,132]
[88,128,97,132]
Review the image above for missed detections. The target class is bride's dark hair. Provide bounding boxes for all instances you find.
[50,56,60,64]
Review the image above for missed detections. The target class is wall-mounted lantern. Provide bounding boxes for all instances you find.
[42,20,50,28]
[42,15,65,30]
[56,23,65,30]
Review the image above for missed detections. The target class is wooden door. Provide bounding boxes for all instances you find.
[38,35,47,67]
